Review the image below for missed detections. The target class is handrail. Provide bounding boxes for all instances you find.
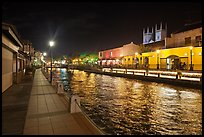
[74,99,108,135]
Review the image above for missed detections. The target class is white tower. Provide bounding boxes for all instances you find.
[143,26,154,44]
[155,22,167,42]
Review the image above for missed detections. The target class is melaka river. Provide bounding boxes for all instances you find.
[53,68,202,135]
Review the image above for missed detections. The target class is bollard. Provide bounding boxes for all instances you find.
[70,95,81,113]
[52,78,55,85]
[57,82,64,94]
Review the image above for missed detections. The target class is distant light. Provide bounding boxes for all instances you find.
[199,52,202,56]
[43,52,47,56]
[61,60,66,64]
[135,52,138,55]
[49,41,54,47]
[156,50,160,53]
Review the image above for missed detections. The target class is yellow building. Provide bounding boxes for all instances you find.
[123,55,135,68]
[140,46,202,71]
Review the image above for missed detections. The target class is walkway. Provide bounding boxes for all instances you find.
[23,69,102,135]
[2,75,33,135]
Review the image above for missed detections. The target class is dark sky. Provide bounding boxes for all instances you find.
[2,2,202,57]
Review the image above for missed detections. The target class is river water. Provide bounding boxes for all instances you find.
[52,68,202,135]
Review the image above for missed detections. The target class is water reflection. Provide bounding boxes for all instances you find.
[57,69,202,135]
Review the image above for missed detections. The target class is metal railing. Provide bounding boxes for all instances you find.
[74,99,108,135]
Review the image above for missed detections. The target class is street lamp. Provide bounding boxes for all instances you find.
[135,52,138,69]
[43,52,47,70]
[190,46,193,71]
[156,50,160,69]
[49,41,54,83]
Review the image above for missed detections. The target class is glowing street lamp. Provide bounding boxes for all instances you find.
[156,50,160,69]
[190,46,193,71]
[43,52,47,56]
[49,41,54,83]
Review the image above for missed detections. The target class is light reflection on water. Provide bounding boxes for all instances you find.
[56,69,202,135]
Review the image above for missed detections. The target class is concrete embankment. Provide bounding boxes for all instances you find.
[83,69,202,90]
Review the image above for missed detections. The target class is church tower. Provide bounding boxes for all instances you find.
[155,22,167,42]
[143,27,154,44]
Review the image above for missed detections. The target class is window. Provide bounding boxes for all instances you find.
[124,59,126,61]
[132,58,134,60]
[195,35,202,46]
[128,58,130,61]
[99,52,103,57]
[185,37,191,46]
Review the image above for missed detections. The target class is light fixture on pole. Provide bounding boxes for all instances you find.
[49,41,54,83]
[135,52,138,69]
[190,46,193,71]
[43,52,47,70]
[156,50,160,69]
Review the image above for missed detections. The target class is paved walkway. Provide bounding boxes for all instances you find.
[2,74,33,135]
[23,69,103,135]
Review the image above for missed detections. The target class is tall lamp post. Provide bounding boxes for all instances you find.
[156,50,160,69]
[49,41,54,83]
[190,46,193,71]
[43,52,47,70]
[135,52,138,69]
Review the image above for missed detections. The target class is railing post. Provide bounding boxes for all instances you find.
[57,82,64,94]
[70,95,81,113]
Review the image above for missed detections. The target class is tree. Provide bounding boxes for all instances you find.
[139,44,151,53]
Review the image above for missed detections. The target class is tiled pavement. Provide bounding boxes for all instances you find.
[23,69,103,135]
[2,74,33,135]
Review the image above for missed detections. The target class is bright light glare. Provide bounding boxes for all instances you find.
[61,60,66,64]
[49,41,54,47]
[43,52,47,56]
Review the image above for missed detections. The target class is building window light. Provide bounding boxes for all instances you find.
[199,52,202,56]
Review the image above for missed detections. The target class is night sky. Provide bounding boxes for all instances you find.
[2,2,202,57]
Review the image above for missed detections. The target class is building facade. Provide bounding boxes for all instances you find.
[165,22,202,48]
[2,22,24,92]
[98,42,140,67]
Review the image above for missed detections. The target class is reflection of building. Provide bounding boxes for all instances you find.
[2,22,24,92]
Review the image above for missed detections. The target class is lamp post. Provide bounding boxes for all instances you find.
[49,41,54,83]
[135,52,138,69]
[190,46,193,71]
[156,50,160,69]
[43,52,47,70]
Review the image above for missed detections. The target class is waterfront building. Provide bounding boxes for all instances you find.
[23,39,35,67]
[165,21,202,48]
[98,42,140,67]
[98,21,202,71]
[122,42,141,68]
[2,22,24,92]
[141,46,202,70]
[98,46,123,67]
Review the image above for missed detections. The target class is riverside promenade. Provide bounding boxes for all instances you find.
[3,69,103,135]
